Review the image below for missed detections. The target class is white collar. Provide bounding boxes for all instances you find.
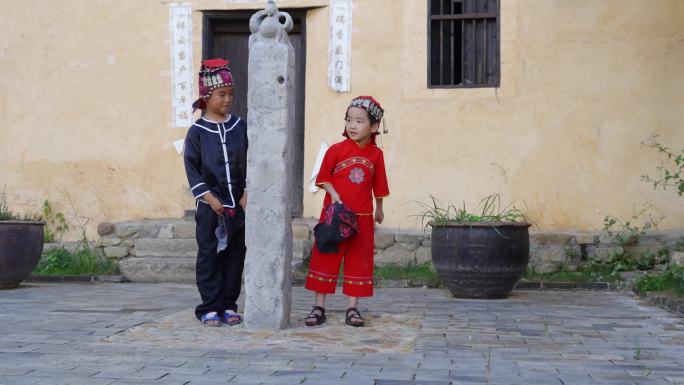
[201,114,233,124]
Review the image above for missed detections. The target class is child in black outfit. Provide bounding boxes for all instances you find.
[183,58,248,327]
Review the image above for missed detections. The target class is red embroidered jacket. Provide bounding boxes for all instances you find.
[316,138,390,215]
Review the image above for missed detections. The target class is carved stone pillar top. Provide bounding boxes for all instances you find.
[249,0,293,45]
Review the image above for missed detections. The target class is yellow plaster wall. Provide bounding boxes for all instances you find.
[0,0,682,239]
[303,0,684,231]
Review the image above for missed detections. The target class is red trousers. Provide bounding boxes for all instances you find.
[305,215,375,297]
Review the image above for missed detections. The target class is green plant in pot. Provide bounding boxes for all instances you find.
[418,194,531,299]
[0,188,45,289]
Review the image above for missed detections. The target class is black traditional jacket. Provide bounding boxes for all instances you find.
[183,115,247,208]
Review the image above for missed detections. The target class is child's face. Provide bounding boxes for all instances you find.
[345,107,379,145]
[205,86,234,116]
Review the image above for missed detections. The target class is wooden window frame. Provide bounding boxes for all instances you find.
[427,0,501,88]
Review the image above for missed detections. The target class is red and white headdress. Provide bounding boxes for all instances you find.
[348,95,384,123]
[343,95,387,144]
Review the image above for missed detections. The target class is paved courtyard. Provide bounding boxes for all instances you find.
[0,283,683,385]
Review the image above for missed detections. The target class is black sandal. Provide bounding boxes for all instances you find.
[345,307,365,327]
[305,306,326,326]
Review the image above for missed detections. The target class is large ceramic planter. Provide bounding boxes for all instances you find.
[0,221,45,289]
[431,221,530,299]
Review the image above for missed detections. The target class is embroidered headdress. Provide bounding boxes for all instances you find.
[348,95,384,123]
[192,58,234,111]
[343,95,387,144]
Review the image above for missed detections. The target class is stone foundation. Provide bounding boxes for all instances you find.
[93,215,684,282]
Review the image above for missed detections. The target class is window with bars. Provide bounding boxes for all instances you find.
[428,0,500,88]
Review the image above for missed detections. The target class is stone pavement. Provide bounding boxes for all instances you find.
[1,283,683,385]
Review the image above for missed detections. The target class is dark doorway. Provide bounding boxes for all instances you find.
[203,10,307,217]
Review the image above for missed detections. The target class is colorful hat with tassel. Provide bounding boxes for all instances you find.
[192,58,234,111]
[343,95,387,144]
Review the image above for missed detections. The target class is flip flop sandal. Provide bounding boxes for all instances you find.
[200,311,222,327]
[221,310,243,326]
[305,306,326,326]
[345,307,365,327]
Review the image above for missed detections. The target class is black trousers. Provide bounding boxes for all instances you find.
[194,202,246,319]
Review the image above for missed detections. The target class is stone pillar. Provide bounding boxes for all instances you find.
[244,0,295,330]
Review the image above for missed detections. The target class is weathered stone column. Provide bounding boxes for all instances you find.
[244,0,295,330]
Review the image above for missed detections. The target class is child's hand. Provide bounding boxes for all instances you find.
[239,192,248,212]
[375,208,384,224]
[321,183,343,204]
[331,191,343,204]
[205,193,225,216]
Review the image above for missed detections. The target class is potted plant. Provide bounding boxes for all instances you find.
[418,194,531,299]
[0,188,45,289]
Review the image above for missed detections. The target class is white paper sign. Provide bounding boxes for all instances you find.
[170,3,194,127]
[173,139,185,154]
[328,0,352,92]
[309,140,330,193]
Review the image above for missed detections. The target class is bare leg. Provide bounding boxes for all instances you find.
[316,292,327,308]
[347,296,358,309]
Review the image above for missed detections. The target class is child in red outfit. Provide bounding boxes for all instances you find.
[305,96,389,327]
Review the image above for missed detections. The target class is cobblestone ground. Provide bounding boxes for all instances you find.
[0,283,683,384]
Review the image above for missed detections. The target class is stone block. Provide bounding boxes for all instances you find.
[593,246,624,261]
[574,232,598,245]
[157,224,174,239]
[293,239,312,255]
[97,235,121,247]
[118,257,195,283]
[292,239,311,269]
[394,231,424,244]
[585,245,598,260]
[137,222,163,238]
[103,246,129,259]
[134,238,197,258]
[534,263,559,274]
[114,222,139,238]
[421,238,431,248]
[395,231,423,248]
[619,270,649,282]
[598,232,637,246]
[654,263,668,271]
[292,222,311,241]
[530,246,566,264]
[648,230,684,246]
[173,221,196,239]
[530,232,574,246]
[374,231,396,250]
[415,246,432,265]
[375,243,416,267]
[97,222,114,236]
[671,251,684,266]
[623,245,664,259]
[42,242,62,254]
